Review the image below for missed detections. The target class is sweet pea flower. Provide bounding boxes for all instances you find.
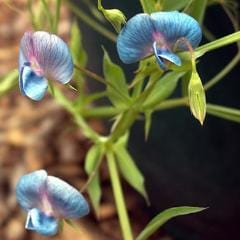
[19,31,73,101]
[16,170,89,236]
[117,11,202,70]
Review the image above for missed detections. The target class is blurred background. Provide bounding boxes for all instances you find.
[0,0,240,240]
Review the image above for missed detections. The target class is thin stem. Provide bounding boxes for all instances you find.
[53,0,62,33]
[52,87,100,142]
[40,0,54,31]
[74,64,131,105]
[107,151,134,240]
[64,1,117,42]
[204,53,240,90]
[3,0,23,14]
[154,97,188,111]
[74,64,105,84]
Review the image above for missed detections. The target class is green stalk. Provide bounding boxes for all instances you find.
[204,53,240,90]
[52,87,100,142]
[108,109,138,143]
[154,97,188,111]
[53,0,62,33]
[107,151,134,240]
[64,1,117,42]
[40,0,54,31]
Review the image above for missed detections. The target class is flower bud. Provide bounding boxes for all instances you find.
[188,68,206,125]
[98,0,126,32]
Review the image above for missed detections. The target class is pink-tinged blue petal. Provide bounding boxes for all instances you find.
[16,170,47,211]
[117,13,154,63]
[26,208,58,236]
[116,11,202,69]
[20,64,48,101]
[20,31,73,84]
[46,176,89,219]
[151,11,202,49]
[153,42,181,70]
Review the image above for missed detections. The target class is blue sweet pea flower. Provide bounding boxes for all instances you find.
[16,170,89,236]
[19,31,73,101]
[117,11,202,70]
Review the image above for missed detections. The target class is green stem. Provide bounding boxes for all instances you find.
[40,0,54,31]
[109,109,138,143]
[64,1,117,42]
[74,64,131,105]
[106,151,134,240]
[53,0,62,33]
[81,106,123,118]
[154,97,188,111]
[196,31,240,57]
[52,87,100,142]
[204,53,240,90]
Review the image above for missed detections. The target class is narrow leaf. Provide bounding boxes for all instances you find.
[144,111,152,141]
[84,144,104,217]
[143,71,185,109]
[103,49,130,107]
[114,144,149,203]
[136,206,206,240]
[207,103,240,123]
[70,21,88,92]
[0,70,18,97]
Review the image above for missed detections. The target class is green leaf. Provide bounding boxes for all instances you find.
[70,21,87,67]
[206,104,240,123]
[114,144,149,203]
[162,0,190,11]
[136,206,206,240]
[0,70,18,97]
[70,21,88,92]
[184,0,207,25]
[143,71,185,109]
[144,111,152,141]
[84,144,104,217]
[139,0,156,13]
[103,49,130,107]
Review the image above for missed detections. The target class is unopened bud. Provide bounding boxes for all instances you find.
[188,69,206,125]
[98,0,126,32]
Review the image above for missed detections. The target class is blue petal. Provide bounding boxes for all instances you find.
[151,11,202,49]
[16,170,47,211]
[20,31,73,84]
[117,13,155,63]
[26,208,58,236]
[46,176,89,219]
[20,64,48,101]
[153,42,181,70]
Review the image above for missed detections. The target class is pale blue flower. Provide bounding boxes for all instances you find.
[19,31,73,100]
[117,11,202,70]
[16,170,89,236]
